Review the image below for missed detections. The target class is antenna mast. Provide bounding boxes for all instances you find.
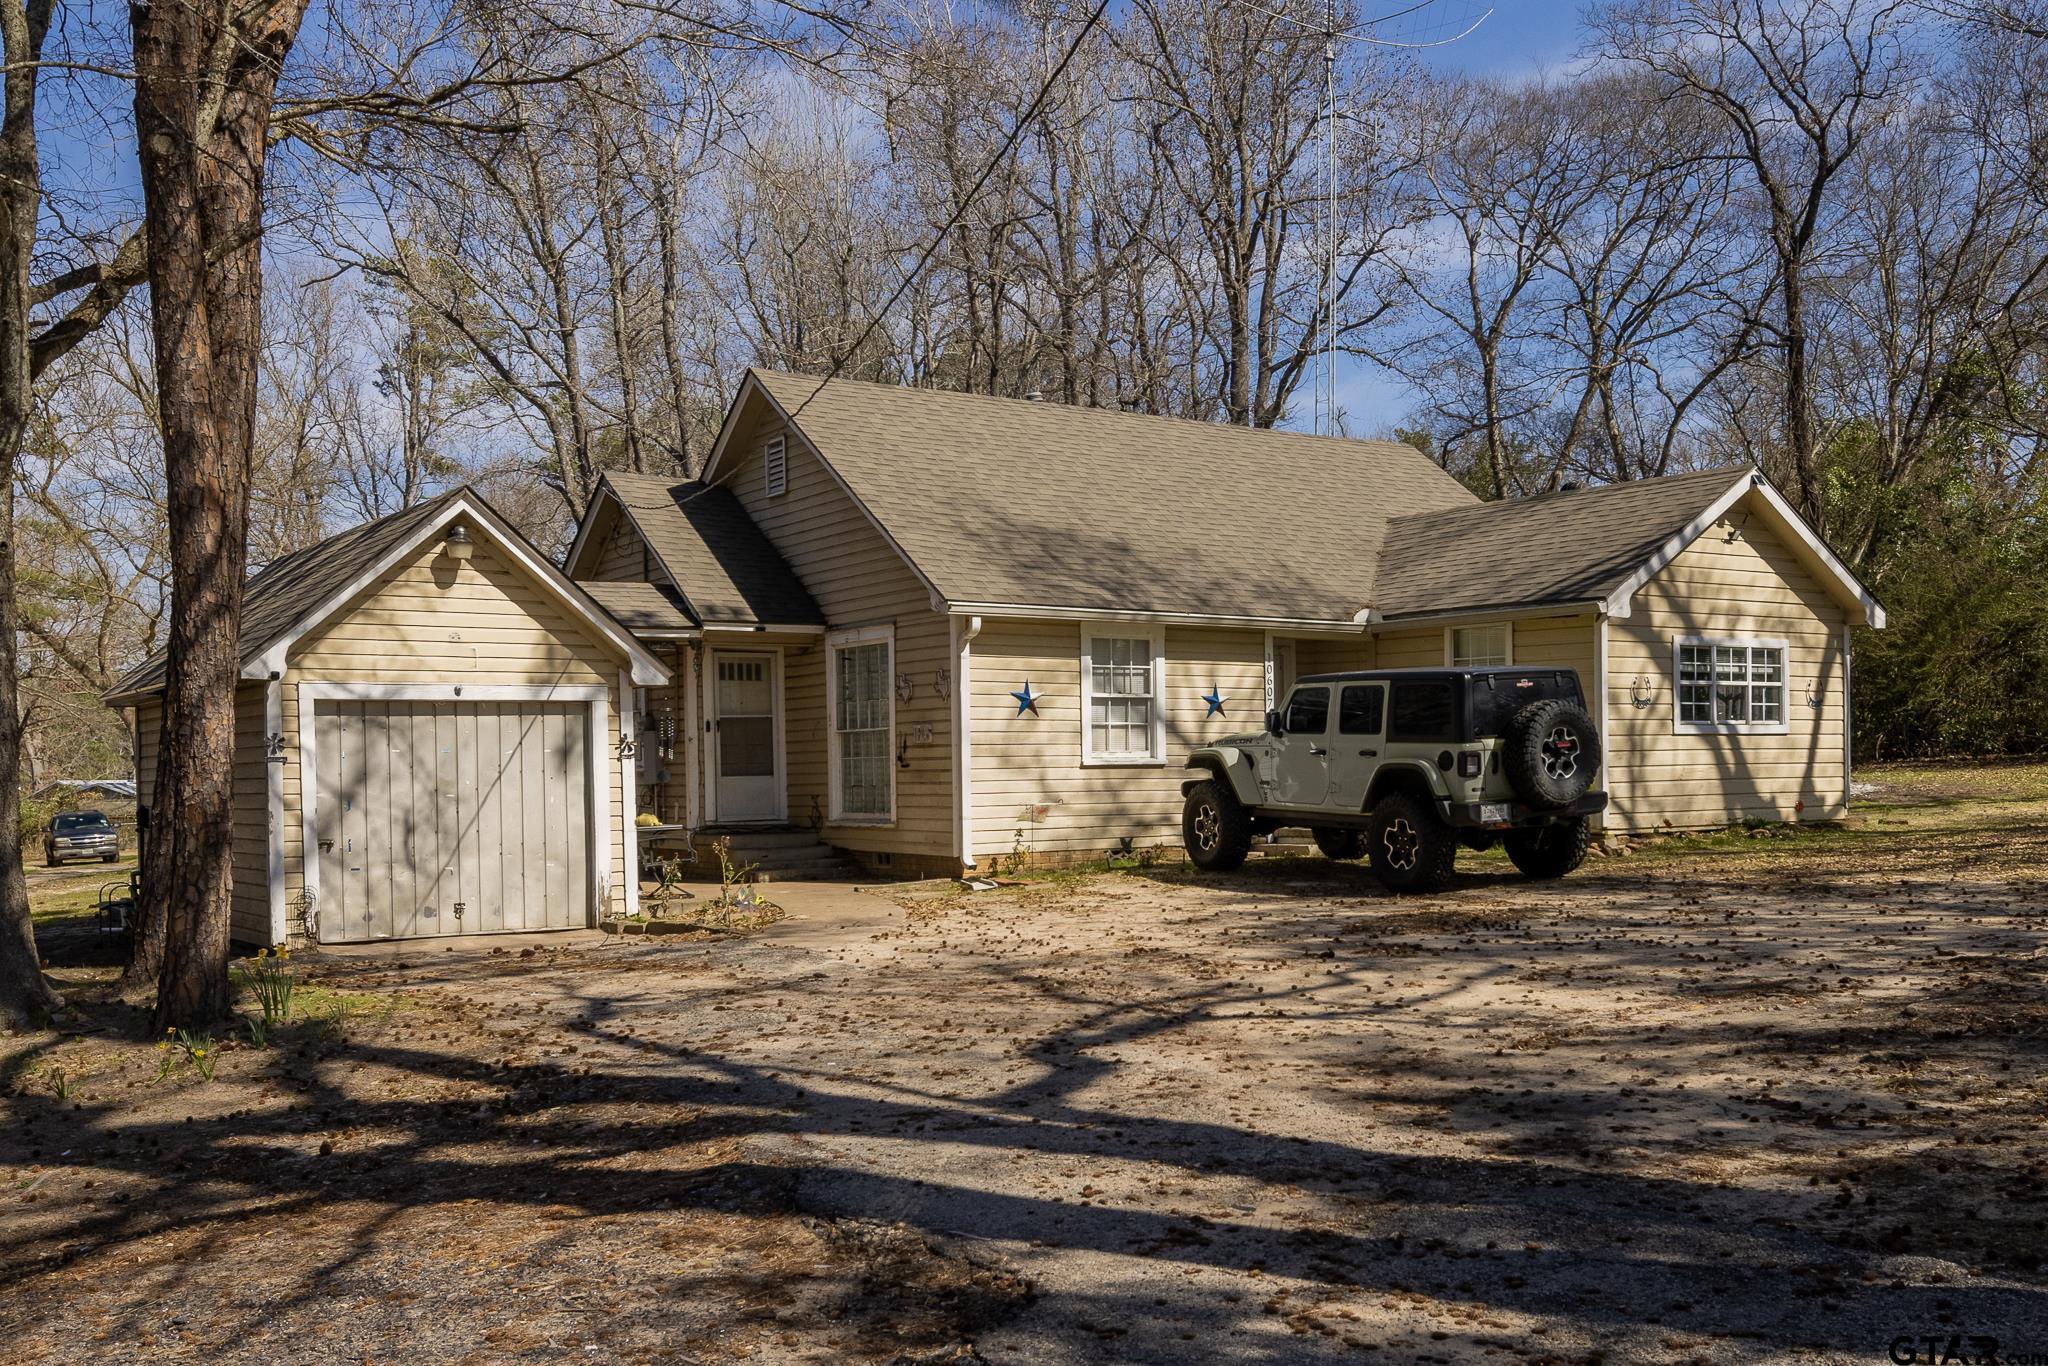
[1270,0,1494,435]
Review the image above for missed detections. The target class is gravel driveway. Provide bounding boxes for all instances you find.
[6,813,2047,1363]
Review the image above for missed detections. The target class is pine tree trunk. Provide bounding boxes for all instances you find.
[128,0,309,1028]
[0,0,63,1031]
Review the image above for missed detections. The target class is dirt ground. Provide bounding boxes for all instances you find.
[5,764,2047,1364]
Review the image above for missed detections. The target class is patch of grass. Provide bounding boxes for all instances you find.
[27,862,135,926]
[291,983,413,1032]
[1860,758,2048,805]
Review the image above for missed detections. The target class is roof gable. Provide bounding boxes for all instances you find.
[1374,467,1884,628]
[571,472,824,628]
[106,489,670,702]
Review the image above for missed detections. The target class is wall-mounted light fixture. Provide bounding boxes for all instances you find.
[443,524,475,562]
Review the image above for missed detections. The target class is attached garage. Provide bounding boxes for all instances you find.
[107,490,672,948]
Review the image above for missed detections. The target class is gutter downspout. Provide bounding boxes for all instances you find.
[952,615,982,872]
[1594,609,1612,834]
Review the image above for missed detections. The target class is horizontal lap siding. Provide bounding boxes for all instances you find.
[1371,626,1442,670]
[1606,514,1847,831]
[725,421,950,857]
[970,620,1265,859]
[591,513,654,583]
[1294,639,1371,679]
[286,538,631,923]
[231,682,271,945]
[130,694,272,947]
[135,700,161,805]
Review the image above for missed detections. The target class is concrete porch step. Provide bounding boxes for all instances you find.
[689,826,856,880]
[697,825,832,849]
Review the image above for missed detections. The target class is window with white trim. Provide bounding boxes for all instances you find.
[764,435,787,497]
[1675,637,1787,732]
[1082,632,1164,763]
[829,627,892,819]
[1448,623,1511,666]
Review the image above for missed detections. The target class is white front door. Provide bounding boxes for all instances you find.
[712,651,781,822]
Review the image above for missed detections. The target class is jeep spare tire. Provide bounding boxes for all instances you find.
[1502,697,1600,808]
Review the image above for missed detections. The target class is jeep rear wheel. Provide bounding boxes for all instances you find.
[1366,792,1457,893]
[1183,780,1252,872]
[1312,827,1365,861]
[1504,816,1592,880]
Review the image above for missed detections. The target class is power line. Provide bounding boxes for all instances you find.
[784,0,1116,422]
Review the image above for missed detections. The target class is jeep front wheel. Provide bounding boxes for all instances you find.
[1182,780,1252,872]
[1366,792,1457,893]
[1312,827,1365,861]
[1504,816,1592,880]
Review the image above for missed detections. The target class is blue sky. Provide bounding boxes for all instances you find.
[1415,0,1587,76]
[1330,0,1592,435]
[44,0,1591,439]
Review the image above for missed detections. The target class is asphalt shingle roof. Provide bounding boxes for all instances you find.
[601,473,823,628]
[575,580,696,636]
[1374,467,1747,619]
[747,370,1479,623]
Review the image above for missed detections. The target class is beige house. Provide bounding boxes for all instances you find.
[107,492,671,947]
[567,370,1882,879]
[107,368,1883,945]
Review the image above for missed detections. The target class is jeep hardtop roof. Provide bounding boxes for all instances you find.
[1293,665,1583,685]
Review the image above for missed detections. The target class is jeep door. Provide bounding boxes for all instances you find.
[1327,682,1386,810]
[1264,684,1334,806]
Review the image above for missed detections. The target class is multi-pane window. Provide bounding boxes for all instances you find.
[1450,623,1511,666]
[833,638,891,817]
[1086,635,1161,761]
[1677,639,1786,730]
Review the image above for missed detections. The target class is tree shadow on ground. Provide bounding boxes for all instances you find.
[5,858,2047,1361]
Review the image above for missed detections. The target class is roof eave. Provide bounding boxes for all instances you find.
[945,600,1368,633]
[1371,600,1606,629]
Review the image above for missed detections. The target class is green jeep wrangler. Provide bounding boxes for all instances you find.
[1180,666,1607,892]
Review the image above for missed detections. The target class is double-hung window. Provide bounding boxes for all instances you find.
[829,625,893,821]
[1448,622,1511,666]
[1674,637,1788,733]
[1082,630,1164,764]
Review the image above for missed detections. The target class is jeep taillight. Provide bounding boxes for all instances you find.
[1458,751,1482,779]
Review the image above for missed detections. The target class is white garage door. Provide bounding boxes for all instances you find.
[313,700,591,942]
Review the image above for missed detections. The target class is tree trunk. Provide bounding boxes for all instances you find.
[127,0,310,1027]
[1781,264,1824,533]
[0,0,63,1030]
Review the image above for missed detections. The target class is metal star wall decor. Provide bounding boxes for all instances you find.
[1201,685,1228,718]
[1011,681,1041,716]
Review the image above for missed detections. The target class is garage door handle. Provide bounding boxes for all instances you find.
[1308,745,1328,757]
[1357,748,1377,757]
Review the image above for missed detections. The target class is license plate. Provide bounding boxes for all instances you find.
[1478,803,1512,824]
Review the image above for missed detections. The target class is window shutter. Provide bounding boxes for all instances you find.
[764,435,787,497]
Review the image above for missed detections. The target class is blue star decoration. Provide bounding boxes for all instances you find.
[1011,681,1041,716]
[1201,684,1228,718]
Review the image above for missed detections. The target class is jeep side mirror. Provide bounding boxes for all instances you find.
[1265,708,1284,735]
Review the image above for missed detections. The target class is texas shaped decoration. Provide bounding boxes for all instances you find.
[1201,685,1228,718]
[1011,681,1042,716]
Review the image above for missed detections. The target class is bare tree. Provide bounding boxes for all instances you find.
[1595,0,1920,532]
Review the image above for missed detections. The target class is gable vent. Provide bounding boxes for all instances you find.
[764,435,787,497]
